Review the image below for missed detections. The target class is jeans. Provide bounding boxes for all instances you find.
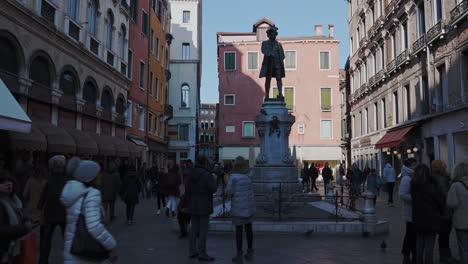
[189,215,210,257]
[386,182,395,204]
[103,200,116,220]
[126,204,136,221]
[39,223,65,264]
[402,222,416,258]
[166,196,177,212]
[456,229,468,264]
[311,178,318,192]
[415,232,436,264]
[438,219,452,251]
[157,192,166,210]
[235,223,253,252]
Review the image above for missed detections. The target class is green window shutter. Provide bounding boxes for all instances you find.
[285,87,294,111]
[225,53,235,70]
[321,88,331,111]
[248,52,257,70]
[320,52,330,70]
[272,87,279,98]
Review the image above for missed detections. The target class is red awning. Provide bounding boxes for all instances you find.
[375,126,414,149]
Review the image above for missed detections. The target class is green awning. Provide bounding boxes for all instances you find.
[0,78,31,133]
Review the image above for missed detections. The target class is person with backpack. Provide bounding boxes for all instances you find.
[447,161,468,264]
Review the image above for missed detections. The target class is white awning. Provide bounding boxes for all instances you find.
[220,146,260,160]
[298,146,341,161]
[0,79,31,133]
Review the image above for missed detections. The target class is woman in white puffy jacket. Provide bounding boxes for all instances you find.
[60,159,117,263]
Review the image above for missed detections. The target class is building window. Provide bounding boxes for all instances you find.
[436,64,448,111]
[87,0,98,36]
[380,44,385,70]
[151,30,155,54]
[391,32,397,60]
[105,11,114,50]
[404,85,411,121]
[182,43,190,60]
[139,109,145,130]
[320,120,333,139]
[401,21,408,50]
[417,3,426,37]
[139,61,145,89]
[183,10,190,23]
[224,94,235,105]
[128,49,133,79]
[381,98,387,128]
[131,0,138,22]
[373,102,378,131]
[224,52,236,71]
[67,0,80,21]
[273,87,294,111]
[210,121,214,128]
[181,84,189,108]
[126,101,133,127]
[242,122,255,138]
[285,51,296,69]
[435,0,443,22]
[148,113,153,132]
[149,72,153,96]
[225,126,235,133]
[155,78,160,100]
[320,51,331,70]
[320,88,332,111]
[359,111,363,136]
[364,108,369,135]
[156,38,160,60]
[119,25,127,60]
[142,11,148,35]
[372,52,377,75]
[392,91,399,125]
[351,115,355,137]
[297,124,305,135]
[247,52,258,70]
[179,124,189,141]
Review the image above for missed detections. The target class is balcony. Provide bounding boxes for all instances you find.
[359,37,368,49]
[106,50,115,66]
[375,69,385,82]
[451,0,468,26]
[163,104,173,121]
[60,94,76,111]
[368,16,384,38]
[386,59,396,73]
[396,50,410,67]
[427,21,445,44]
[412,34,426,55]
[385,1,395,17]
[30,82,52,103]
[360,84,368,97]
[83,103,96,117]
[321,105,332,112]
[369,75,376,87]
[120,0,130,13]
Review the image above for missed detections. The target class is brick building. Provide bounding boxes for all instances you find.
[198,103,218,161]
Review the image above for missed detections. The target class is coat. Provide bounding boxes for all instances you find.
[164,172,181,197]
[398,166,414,223]
[185,165,217,216]
[60,180,116,264]
[122,173,141,205]
[259,39,285,78]
[38,172,67,224]
[226,173,255,218]
[383,164,396,183]
[322,167,333,184]
[366,173,381,195]
[447,177,468,230]
[22,176,46,220]
[411,178,445,233]
[100,170,121,202]
[0,196,29,259]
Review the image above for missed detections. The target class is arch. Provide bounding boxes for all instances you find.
[0,31,25,76]
[29,51,56,87]
[83,77,98,104]
[181,83,190,108]
[101,86,114,112]
[59,65,80,96]
[115,93,126,115]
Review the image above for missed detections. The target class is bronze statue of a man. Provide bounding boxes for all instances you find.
[259,26,285,101]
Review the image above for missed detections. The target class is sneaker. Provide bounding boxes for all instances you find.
[189,253,198,259]
[157,209,161,215]
[232,251,243,263]
[244,249,253,261]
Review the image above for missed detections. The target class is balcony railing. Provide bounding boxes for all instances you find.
[60,93,76,111]
[115,114,126,125]
[451,0,468,24]
[321,105,332,112]
[376,69,385,82]
[101,110,112,121]
[427,21,444,43]
[396,49,410,66]
[412,34,426,55]
[368,16,384,38]
[120,0,130,13]
[360,84,368,96]
[83,103,97,116]
[369,75,376,87]
[359,37,368,49]
[387,59,396,73]
[30,81,52,103]
[385,1,395,17]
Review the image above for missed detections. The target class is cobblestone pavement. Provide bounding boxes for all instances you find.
[47,184,459,264]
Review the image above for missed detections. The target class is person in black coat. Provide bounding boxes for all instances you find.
[185,156,217,262]
[309,163,319,192]
[322,162,333,195]
[122,169,141,225]
[411,164,445,264]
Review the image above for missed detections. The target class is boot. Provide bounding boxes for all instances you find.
[244,249,254,261]
[402,254,411,264]
[440,248,458,264]
[232,251,243,263]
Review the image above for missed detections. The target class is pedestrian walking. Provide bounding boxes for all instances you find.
[60,159,117,264]
[177,193,191,239]
[153,167,167,215]
[122,168,141,225]
[399,158,417,264]
[351,164,363,196]
[446,161,468,264]
[165,165,181,218]
[362,166,370,192]
[310,163,319,192]
[366,168,381,205]
[38,155,68,264]
[432,160,457,264]
[226,156,255,262]
[185,155,217,262]
[411,164,445,264]
[101,160,121,223]
[22,165,46,221]
[338,163,345,186]
[383,162,397,206]
[322,162,333,195]
[301,161,310,193]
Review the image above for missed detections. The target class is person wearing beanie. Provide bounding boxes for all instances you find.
[38,155,68,264]
[60,160,117,263]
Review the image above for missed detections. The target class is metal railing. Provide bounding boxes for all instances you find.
[386,59,396,73]
[375,69,385,82]
[412,34,426,54]
[427,21,443,42]
[451,0,468,23]
[369,75,376,87]
[396,49,410,66]
[60,93,76,111]
[30,81,52,103]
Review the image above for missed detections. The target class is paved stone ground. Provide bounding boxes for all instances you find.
[47,184,460,264]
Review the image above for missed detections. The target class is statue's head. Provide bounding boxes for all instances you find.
[266,26,278,40]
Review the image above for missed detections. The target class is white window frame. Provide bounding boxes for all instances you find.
[224,94,235,106]
[138,108,145,131]
[242,121,255,138]
[373,102,378,131]
[155,78,160,101]
[320,87,333,112]
[181,84,190,108]
[318,50,332,71]
[224,51,236,71]
[151,30,155,54]
[225,126,235,133]
[285,50,297,70]
[182,42,190,60]
[297,123,305,135]
[320,119,333,139]
[247,51,259,70]
[182,10,190,23]
[139,60,145,90]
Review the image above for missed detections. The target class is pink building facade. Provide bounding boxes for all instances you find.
[217,18,342,166]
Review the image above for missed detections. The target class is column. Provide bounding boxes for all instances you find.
[447,132,455,171]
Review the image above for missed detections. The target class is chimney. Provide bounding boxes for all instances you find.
[314,25,323,36]
[328,24,335,38]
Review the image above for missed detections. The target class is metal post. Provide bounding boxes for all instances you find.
[278,183,282,222]
[335,190,339,222]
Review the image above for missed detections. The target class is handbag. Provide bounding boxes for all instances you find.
[71,193,110,260]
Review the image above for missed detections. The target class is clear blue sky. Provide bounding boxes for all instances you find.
[200,0,349,104]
